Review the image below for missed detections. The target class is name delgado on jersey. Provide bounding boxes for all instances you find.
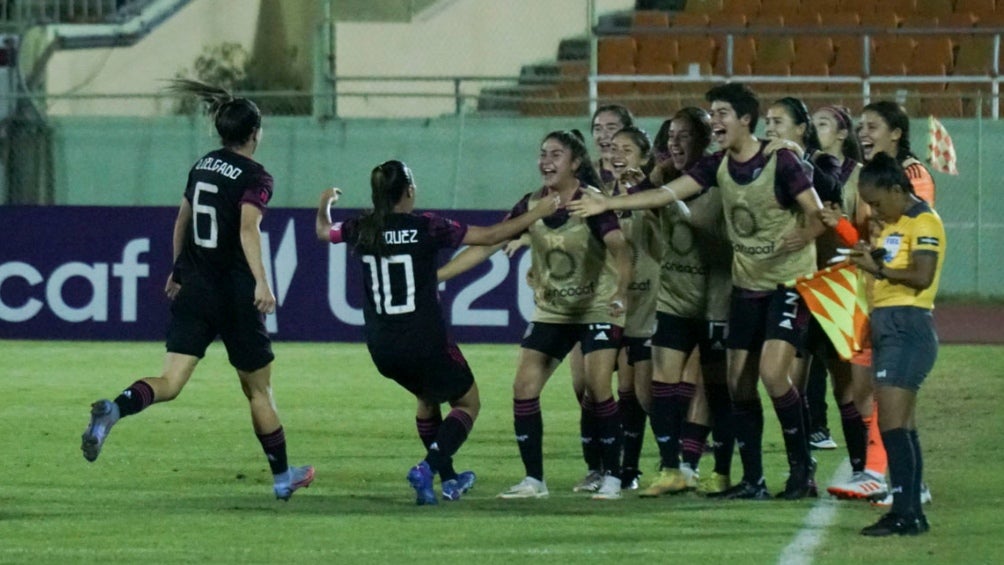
[193,156,243,180]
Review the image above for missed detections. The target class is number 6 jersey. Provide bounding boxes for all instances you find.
[177,149,274,283]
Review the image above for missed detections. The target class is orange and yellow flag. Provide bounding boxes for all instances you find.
[792,262,870,361]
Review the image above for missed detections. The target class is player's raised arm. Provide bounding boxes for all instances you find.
[314,187,343,242]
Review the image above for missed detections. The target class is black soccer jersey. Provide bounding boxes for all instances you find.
[337,212,467,338]
[175,149,273,283]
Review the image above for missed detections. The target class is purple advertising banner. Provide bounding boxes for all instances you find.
[0,206,535,342]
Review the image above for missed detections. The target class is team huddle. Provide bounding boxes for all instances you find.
[80,79,945,538]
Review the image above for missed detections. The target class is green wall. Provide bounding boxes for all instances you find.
[49,115,1002,297]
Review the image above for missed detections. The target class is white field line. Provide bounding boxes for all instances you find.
[778,458,852,565]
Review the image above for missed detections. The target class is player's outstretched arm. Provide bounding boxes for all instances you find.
[314,188,343,242]
[567,175,703,217]
[462,193,560,246]
[437,243,506,282]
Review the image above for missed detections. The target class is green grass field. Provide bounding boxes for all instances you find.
[1,341,1001,564]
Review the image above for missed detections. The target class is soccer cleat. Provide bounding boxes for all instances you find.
[639,465,697,497]
[620,467,642,490]
[827,471,889,501]
[870,482,933,507]
[860,512,922,537]
[700,471,732,495]
[776,459,818,500]
[274,465,315,501]
[711,477,771,500]
[572,470,604,493]
[591,474,623,500]
[808,428,838,450]
[441,470,476,501]
[407,461,438,505]
[81,399,120,462]
[498,477,549,499]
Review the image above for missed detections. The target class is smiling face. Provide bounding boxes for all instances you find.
[592,110,626,163]
[709,101,749,151]
[812,109,847,156]
[764,104,805,145]
[858,110,900,162]
[610,131,646,177]
[859,181,906,224]
[538,137,580,190]
[667,117,699,171]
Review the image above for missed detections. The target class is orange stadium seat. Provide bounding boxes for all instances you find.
[686,0,725,13]
[912,36,955,73]
[954,35,996,74]
[875,0,918,16]
[954,0,995,16]
[785,11,822,26]
[748,13,785,28]
[794,36,835,67]
[759,0,800,16]
[677,35,718,69]
[860,11,904,29]
[973,10,1004,25]
[872,36,916,74]
[819,11,862,28]
[597,36,636,95]
[635,33,679,65]
[716,35,757,75]
[798,0,839,15]
[840,0,877,16]
[831,34,868,75]
[633,10,671,29]
[915,0,954,17]
[901,14,941,26]
[670,11,711,27]
[725,0,763,16]
[937,12,979,28]
[708,12,748,29]
[756,36,796,69]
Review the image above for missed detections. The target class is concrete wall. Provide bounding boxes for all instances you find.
[46,114,1004,296]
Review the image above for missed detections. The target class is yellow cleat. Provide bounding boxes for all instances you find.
[638,466,695,497]
[700,471,731,495]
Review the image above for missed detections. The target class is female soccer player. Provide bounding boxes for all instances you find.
[570,83,826,500]
[850,152,944,536]
[80,79,314,501]
[491,130,631,500]
[858,101,935,205]
[635,107,736,497]
[605,125,660,488]
[315,160,558,505]
[591,104,636,189]
[764,97,871,494]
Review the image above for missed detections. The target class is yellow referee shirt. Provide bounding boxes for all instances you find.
[873,200,946,310]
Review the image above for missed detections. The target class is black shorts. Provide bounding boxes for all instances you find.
[871,306,938,392]
[368,336,475,404]
[623,336,652,366]
[166,274,274,372]
[520,322,623,360]
[726,287,809,352]
[652,311,727,364]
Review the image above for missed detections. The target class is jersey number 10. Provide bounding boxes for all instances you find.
[362,254,416,315]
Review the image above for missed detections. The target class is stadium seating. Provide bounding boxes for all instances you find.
[514,0,1004,117]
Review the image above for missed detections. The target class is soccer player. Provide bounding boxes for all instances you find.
[315,160,558,505]
[763,98,871,495]
[605,125,660,489]
[850,152,944,536]
[634,107,736,497]
[591,104,636,188]
[858,101,936,206]
[486,130,632,500]
[570,83,826,500]
[80,79,314,501]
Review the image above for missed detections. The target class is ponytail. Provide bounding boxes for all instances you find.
[168,78,261,147]
[355,160,413,256]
